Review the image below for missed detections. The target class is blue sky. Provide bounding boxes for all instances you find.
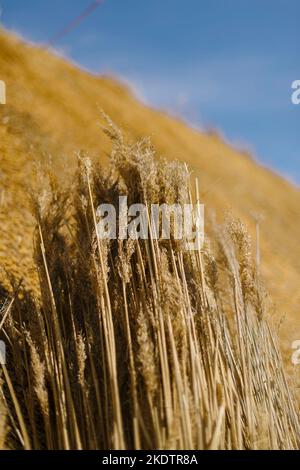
[1,0,299,183]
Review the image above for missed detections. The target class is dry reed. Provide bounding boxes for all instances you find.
[0,120,299,450]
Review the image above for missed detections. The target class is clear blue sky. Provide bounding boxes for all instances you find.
[1,0,299,183]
